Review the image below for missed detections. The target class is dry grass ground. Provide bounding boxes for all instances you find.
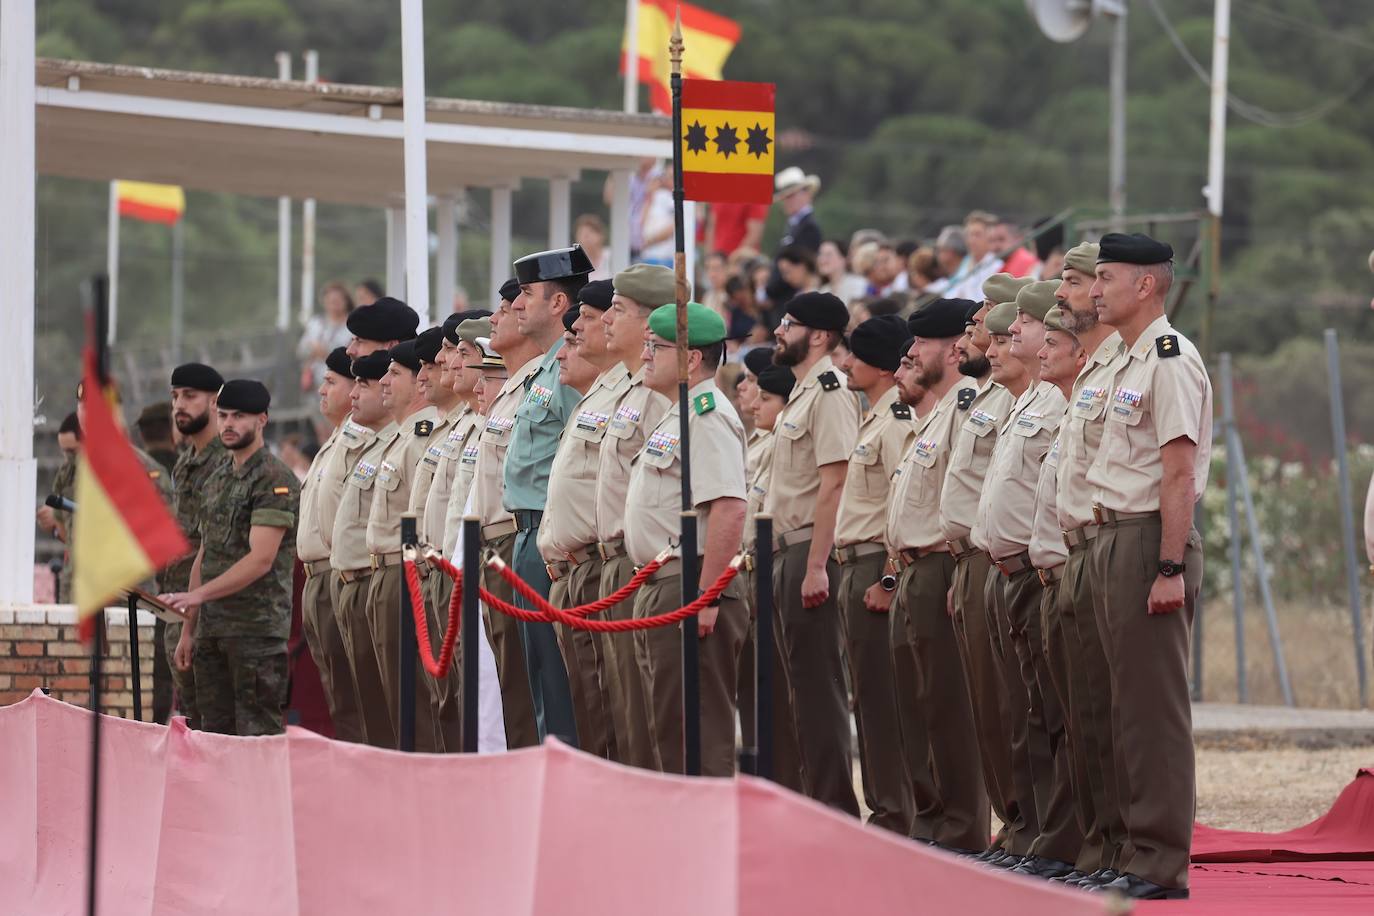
[1195,742,1373,832]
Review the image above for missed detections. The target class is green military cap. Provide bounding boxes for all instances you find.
[985,301,1017,335]
[647,302,727,346]
[1062,241,1100,276]
[456,317,492,345]
[982,272,1034,306]
[1014,279,1060,321]
[614,263,682,307]
[1044,306,1075,335]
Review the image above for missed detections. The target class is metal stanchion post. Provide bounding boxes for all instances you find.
[755,514,774,782]
[398,514,418,752]
[681,511,701,776]
[461,516,481,753]
[126,593,143,721]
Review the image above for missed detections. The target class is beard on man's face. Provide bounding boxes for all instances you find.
[958,353,991,378]
[916,360,945,389]
[773,334,808,367]
[223,426,257,451]
[174,409,209,436]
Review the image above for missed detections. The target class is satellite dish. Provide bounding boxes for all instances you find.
[1026,0,1093,43]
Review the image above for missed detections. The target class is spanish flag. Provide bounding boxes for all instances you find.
[681,79,776,205]
[72,337,188,640]
[621,0,741,115]
[115,180,186,225]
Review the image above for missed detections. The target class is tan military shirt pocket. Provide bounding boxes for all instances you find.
[849,442,885,499]
[903,438,940,508]
[375,460,403,492]
[1010,414,1053,473]
[950,411,996,470]
[1103,382,1151,469]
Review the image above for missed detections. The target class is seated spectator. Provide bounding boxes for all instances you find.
[776,245,821,296]
[574,213,611,280]
[863,242,905,297]
[298,281,354,389]
[702,250,731,320]
[817,238,867,305]
[354,278,383,307]
[848,228,888,253]
[907,246,945,310]
[929,226,966,294]
[638,168,675,267]
[992,220,1040,277]
[946,209,1005,299]
[709,199,769,259]
[1032,217,1066,279]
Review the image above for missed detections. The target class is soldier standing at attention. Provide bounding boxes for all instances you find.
[882,298,986,850]
[297,347,366,742]
[475,280,542,748]
[330,351,401,747]
[164,362,229,728]
[767,291,860,816]
[590,265,674,767]
[364,338,441,750]
[1084,234,1211,902]
[834,315,917,835]
[162,380,299,736]
[344,296,418,359]
[538,293,615,758]
[624,302,749,776]
[437,314,494,569]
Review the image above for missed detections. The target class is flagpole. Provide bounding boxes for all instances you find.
[105,184,119,348]
[84,273,110,916]
[669,12,702,777]
[623,0,639,113]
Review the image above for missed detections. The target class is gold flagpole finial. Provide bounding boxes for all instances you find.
[670,9,684,77]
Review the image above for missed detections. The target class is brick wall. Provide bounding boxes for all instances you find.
[0,606,157,720]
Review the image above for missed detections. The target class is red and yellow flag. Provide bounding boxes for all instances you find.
[621,0,741,115]
[72,343,188,640]
[680,79,776,205]
[115,180,186,225]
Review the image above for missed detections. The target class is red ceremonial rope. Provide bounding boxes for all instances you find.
[404,560,462,679]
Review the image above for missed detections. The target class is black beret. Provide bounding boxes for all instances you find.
[756,365,797,401]
[784,291,849,332]
[324,346,352,378]
[388,340,422,373]
[499,277,522,303]
[513,245,594,285]
[1097,232,1173,265]
[578,279,615,311]
[217,379,270,414]
[415,327,445,364]
[352,351,391,381]
[346,296,420,343]
[441,309,492,344]
[848,315,908,371]
[170,362,223,392]
[562,309,580,332]
[742,346,776,378]
[908,298,976,339]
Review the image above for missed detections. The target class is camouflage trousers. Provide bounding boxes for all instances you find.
[194,635,289,736]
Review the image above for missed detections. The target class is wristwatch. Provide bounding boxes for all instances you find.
[880,573,897,591]
[1158,560,1186,578]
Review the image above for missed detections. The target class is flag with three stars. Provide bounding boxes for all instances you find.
[680,79,776,205]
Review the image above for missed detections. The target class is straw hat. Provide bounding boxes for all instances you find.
[774,166,821,202]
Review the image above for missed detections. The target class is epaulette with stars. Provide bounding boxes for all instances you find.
[956,387,977,411]
[818,371,841,392]
[890,402,912,420]
[414,419,434,437]
[1155,335,1180,359]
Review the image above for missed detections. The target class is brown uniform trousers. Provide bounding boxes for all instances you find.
[600,550,656,767]
[332,572,395,748]
[839,550,914,834]
[1089,517,1203,890]
[632,566,747,776]
[302,566,364,742]
[366,564,441,751]
[900,552,988,851]
[550,556,614,759]
[481,530,539,748]
[984,562,1042,849]
[1062,534,1128,871]
[774,540,860,816]
[740,567,807,793]
[888,567,939,841]
[424,569,464,752]
[951,549,1024,852]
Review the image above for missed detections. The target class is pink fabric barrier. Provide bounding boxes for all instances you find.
[1,690,1113,916]
[1192,769,1374,863]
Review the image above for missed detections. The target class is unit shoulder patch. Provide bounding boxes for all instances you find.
[890,402,912,420]
[1155,334,1180,359]
[415,419,434,436]
[956,387,977,410]
[693,391,716,415]
[818,371,841,392]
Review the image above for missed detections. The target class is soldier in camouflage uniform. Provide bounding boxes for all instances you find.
[162,380,300,737]
[36,412,81,603]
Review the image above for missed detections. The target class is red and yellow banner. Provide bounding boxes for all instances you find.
[115,180,186,225]
[621,0,740,115]
[681,79,776,205]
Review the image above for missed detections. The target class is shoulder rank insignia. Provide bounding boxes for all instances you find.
[956,387,977,411]
[890,402,912,420]
[414,419,434,436]
[1155,334,1180,358]
[272,485,290,495]
[693,391,716,415]
[818,371,841,392]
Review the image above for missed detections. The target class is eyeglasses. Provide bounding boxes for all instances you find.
[778,317,810,333]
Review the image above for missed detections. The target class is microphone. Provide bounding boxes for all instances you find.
[45,494,77,513]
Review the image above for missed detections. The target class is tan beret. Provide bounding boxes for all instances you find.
[982,272,1034,306]
[613,263,682,308]
[1044,306,1075,335]
[456,317,492,345]
[1015,279,1061,322]
[1062,242,1100,276]
[985,301,1017,335]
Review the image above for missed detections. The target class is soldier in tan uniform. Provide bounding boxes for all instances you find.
[1082,234,1211,901]
[941,274,1031,860]
[624,302,748,776]
[833,315,916,834]
[538,286,616,758]
[297,346,366,741]
[881,297,985,850]
[767,291,860,816]
[593,265,674,768]
[440,316,495,563]
[474,279,542,748]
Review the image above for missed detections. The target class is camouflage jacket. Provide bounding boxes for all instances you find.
[166,437,230,592]
[68,445,174,596]
[196,446,300,639]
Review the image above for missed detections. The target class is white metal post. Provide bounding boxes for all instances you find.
[610,169,632,272]
[488,186,513,305]
[623,0,640,114]
[683,201,697,290]
[0,0,37,604]
[299,49,319,326]
[1205,0,1230,218]
[1108,6,1127,228]
[275,51,292,333]
[436,194,458,313]
[400,0,433,327]
[106,180,120,345]
[548,177,572,248]
[386,206,407,299]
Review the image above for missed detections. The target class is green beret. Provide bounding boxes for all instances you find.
[456,317,492,345]
[1062,242,1100,276]
[1044,306,1075,335]
[1014,279,1060,322]
[985,301,1017,336]
[647,302,726,347]
[981,272,1034,306]
[614,263,681,308]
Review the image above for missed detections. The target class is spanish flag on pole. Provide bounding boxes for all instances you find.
[622,0,741,114]
[72,325,188,640]
[681,79,776,205]
[114,180,185,225]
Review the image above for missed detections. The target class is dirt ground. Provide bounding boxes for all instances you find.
[1195,741,1374,832]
